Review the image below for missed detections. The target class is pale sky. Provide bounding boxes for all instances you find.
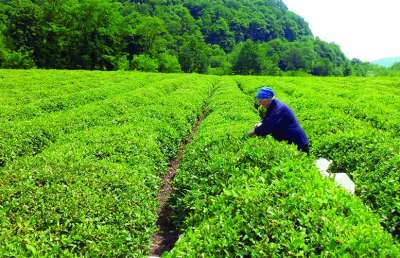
[282,0,400,61]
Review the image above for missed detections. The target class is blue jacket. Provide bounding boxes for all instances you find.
[254,99,309,151]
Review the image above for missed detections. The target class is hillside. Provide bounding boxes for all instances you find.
[0,0,350,75]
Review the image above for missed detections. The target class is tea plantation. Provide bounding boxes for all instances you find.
[0,70,399,256]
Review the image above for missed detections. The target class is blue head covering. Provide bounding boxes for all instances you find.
[256,87,275,100]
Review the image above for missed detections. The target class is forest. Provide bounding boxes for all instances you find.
[0,0,399,76]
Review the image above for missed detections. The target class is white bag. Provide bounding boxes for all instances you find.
[315,158,355,194]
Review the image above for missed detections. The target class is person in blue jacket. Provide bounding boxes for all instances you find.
[247,86,310,153]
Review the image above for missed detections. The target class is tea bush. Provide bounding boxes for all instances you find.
[0,70,214,256]
[1,70,399,256]
[168,78,399,256]
[236,75,400,239]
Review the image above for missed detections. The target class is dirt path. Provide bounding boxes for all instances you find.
[149,102,210,257]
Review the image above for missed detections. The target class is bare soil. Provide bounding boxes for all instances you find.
[149,112,206,257]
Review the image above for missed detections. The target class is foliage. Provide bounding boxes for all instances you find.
[390,62,400,70]
[207,45,231,75]
[349,59,400,77]
[232,40,265,75]
[131,54,159,72]
[167,78,399,256]
[178,35,209,73]
[0,70,214,255]
[0,48,36,68]
[130,15,169,57]
[236,75,400,240]
[0,0,356,75]
[158,52,182,73]
[1,0,128,69]
[1,70,400,256]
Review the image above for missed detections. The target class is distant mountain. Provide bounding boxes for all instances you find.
[371,57,400,67]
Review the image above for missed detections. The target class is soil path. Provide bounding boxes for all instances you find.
[149,88,214,257]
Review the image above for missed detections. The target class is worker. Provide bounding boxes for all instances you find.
[247,86,310,153]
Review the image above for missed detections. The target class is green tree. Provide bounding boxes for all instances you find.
[279,41,315,72]
[311,59,334,76]
[131,54,158,72]
[178,35,209,73]
[390,62,400,70]
[0,0,352,75]
[350,58,368,76]
[208,45,231,75]
[68,0,128,70]
[158,52,181,73]
[313,38,347,75]
[154,5,199,37]
[2,0,128,70]
[3,1,43,59]
[232,40,264,75]
[202,17,234,52]
[132,15,169,56]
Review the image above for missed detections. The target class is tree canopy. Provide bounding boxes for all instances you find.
[0,0,370,76]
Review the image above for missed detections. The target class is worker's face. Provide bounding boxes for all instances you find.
[259,99,272,108]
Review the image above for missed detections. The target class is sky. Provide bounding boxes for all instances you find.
[282,0,400,61]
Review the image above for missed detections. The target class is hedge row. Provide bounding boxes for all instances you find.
[0,70,153,105]
[0,74,213,256]
[167,78,399,256]
[0,72,163,121]
[236,76,400,239]
[0,75,210,167]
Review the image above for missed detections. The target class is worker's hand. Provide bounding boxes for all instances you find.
[247,128,256,137]
[246,122,262,137]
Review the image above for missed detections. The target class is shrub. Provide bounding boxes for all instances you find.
[131,54,159,72]
[158,52,181,73]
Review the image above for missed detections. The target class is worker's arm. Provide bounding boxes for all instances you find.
[253,110,283,136]
[247,122,262,136]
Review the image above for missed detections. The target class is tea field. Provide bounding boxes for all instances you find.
[0,70,399,256]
